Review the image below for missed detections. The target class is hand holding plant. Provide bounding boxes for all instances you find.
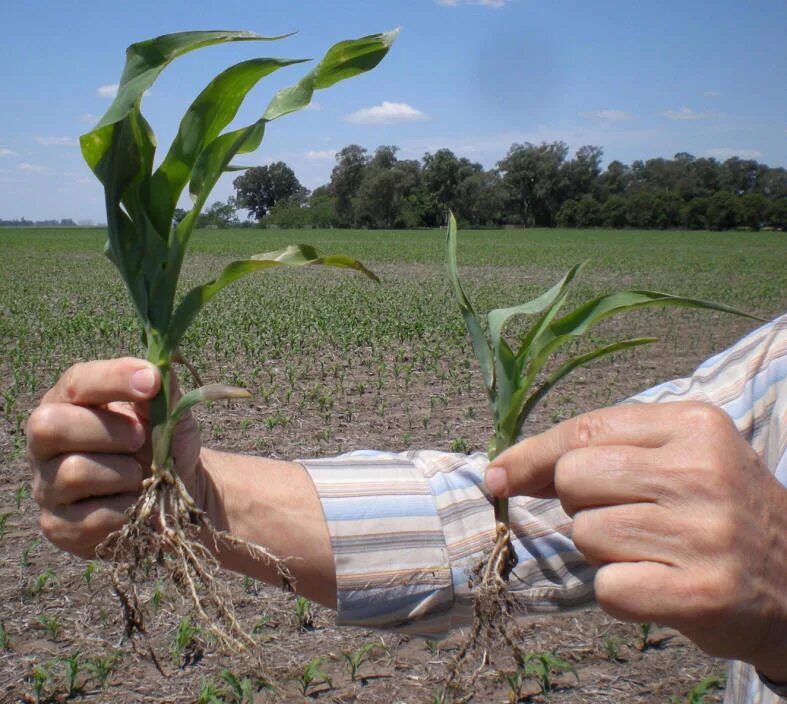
[72,28,393,651]
[442,211,759,699]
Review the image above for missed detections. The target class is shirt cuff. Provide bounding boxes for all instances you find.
[299,450,460,637]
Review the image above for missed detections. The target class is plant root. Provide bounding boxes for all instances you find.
[97,460,292,664]
[438,522,525,703]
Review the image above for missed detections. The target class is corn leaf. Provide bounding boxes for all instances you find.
[149,57,307,236]
[515,337,658,436]
[97,31,287,131]
[186,31,397,217]
[531,290,761,366]
[167,245,378,349]
[170,384,251,423]
[446,212,494,395]
[487,262,586,354]
[263,30,398,121]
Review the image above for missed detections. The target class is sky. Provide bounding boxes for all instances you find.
[1,0,785,223]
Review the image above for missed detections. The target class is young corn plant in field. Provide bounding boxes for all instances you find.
[80,29,393,650]
[442,212,757,698]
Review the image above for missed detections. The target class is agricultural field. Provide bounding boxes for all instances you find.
[0,225,785,703]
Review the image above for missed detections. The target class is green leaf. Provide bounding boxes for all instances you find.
[149,57,307,236]
[516,338,657,435]
[527,290,761,377]
[185,30,398,220]
[445,211,494,396]
[487,261,586,355]
[94,31,290,132]
[264,29,398,120]
[170,384,251,424]
[167,245,378,350]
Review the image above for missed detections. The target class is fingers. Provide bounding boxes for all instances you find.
[34,453,143,509]
[594,561,690,626]
[41,358,159,407]
[486,403,678,497]
[571,503,684,566]
[40,494,138,559]
[554,445,672,517]
[27,403,146,462]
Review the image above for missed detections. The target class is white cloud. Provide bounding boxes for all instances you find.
[703,90,721,98]
[97,84,119,98]
[582,109,636,123]
[0,148,16,157]
[304,101,323,112]
[18,162,54,174]
[81,112,99,124]
[34,136,77,146]
[305,150,336,160]
[436,0,508,6]
[344,101,429,125]
[705,147,762,161]
[660,106,718,120]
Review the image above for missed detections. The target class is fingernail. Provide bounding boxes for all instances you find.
[485,466,508,497]
[131,367,156,395]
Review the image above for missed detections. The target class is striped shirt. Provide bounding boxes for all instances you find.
[300,314,787,703]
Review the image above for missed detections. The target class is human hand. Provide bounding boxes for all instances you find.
[485,401,787,681]
[27,358,203,559]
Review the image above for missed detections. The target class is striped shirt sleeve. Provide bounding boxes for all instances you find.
[299,314,787,660]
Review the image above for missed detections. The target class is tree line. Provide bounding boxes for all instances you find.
[192,143,787,231]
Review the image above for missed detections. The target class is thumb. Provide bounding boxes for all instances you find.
[485,434,560,499]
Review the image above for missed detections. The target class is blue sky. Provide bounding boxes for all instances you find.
[1,0,785,222]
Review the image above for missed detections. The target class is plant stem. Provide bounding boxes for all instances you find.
[146,329,175,476]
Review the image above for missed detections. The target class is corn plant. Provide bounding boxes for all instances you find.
[38,613,63,641]
[442,211,757,699]
[218,669,273,703]
[0,511,13,540]
[171,616,203,666]
[0,620,9,650]
[342,641,385,682]
[29,663,52,704]
[61,652,82,698]
[20,537,40,567]
[676,675,724,704]
[80,28,394,649]
[293,595,315,631]
[84,653,121,691]
[82,560,98,589]
[30,568,58,598]
[523,651,578,695]
[638,622,652,651]
[293,657,332,696]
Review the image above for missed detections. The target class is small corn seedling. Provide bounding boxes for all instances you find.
[638,621,652,651]
[342,641,386,682]
[293,594,315,631]
[677,675,724,704]
[61,652,83,698]
[442,212,757,698]
[80,29,394,650]
[84,653,121,691]
[30,568,58,598]
[294,657,333,696]
[29,663,52,704]
[0,620,9,650]
[0,511,13,540]
[218,669,274,703]
[38,612,63,641]
[171,616,204,667]
[20,536,40,567]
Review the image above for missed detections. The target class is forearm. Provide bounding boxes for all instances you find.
[198,448,337,608]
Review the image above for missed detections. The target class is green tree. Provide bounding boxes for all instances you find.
[233,162,306,220]
[421,149,481,225]
[197,197,239,229]
[498,141,569,226]
[766,198,787,229]
[705,191,740,230]
[600,195,628,228]
[455,170,505,226]
[738,193,769,231]
[328,145,369,226]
